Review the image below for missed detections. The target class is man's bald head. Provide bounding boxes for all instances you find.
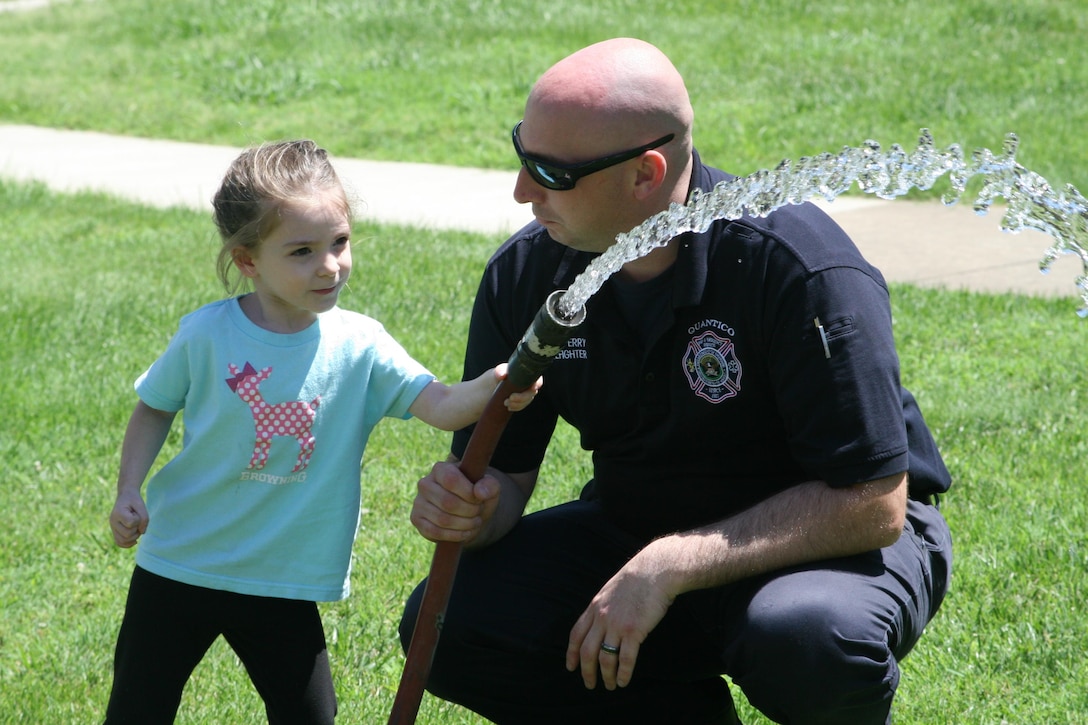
[525,38,694,161]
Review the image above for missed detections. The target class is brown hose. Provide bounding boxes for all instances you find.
[389,291,585,724]
[386,379,521,724]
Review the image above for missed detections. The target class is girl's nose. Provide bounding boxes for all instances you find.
[320,251,340,275]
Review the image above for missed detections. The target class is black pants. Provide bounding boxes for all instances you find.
[104,567,337,724]
[400,499,951,725]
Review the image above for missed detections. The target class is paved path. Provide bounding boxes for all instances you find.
[1,124,1078,299]
[0,0,57,12]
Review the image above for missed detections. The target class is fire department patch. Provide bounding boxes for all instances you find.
[683,330,742,403]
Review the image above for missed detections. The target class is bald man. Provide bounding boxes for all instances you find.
[400,38,951,724]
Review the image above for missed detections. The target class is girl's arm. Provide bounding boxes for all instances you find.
[109,400,176,548]
[409,363,541,432]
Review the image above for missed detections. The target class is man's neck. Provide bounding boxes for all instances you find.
[615,151,694,284]
[616,239,679,284]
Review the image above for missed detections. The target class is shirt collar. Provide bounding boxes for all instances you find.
[673,149,724,308]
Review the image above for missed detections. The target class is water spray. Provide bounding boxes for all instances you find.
[556,130,1088,319]
[389,290,585,725]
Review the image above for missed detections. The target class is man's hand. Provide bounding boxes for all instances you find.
[565,549,676,690]
[565,474,909,690]
[409,460,502,544]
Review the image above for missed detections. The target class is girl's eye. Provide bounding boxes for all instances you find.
[334,236,350,248]
[290,247,312,257]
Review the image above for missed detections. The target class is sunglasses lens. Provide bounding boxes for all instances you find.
[527,161,568,190]
[512,122,575,190]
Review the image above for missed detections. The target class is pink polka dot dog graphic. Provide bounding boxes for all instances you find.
[226,362,321,472]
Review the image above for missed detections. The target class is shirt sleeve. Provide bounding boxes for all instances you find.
[452,237,562,472]
[765,262,910,487]
[134,319,194,413]
[362,325,435,423]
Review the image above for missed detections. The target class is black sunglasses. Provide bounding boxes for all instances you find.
[512,120,675,191]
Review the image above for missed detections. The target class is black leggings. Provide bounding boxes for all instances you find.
[104,567,337,724]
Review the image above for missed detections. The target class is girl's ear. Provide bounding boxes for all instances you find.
[233,248,258,279]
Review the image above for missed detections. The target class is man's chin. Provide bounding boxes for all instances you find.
[538,221,566,244]
[537,222,604,254]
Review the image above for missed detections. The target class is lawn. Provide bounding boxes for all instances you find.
[0,0,1084,189]
[1,0,1086,723]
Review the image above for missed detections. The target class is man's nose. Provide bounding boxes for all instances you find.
[513,166,544,204]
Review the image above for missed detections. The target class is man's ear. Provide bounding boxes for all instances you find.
[233,248,258,279]
[632,150,668,201]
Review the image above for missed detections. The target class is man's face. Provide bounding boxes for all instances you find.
[511,113,644,254]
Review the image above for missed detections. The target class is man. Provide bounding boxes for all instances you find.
[400,38,952,724]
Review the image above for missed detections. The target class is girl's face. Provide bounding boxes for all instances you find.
[236,189,352,333]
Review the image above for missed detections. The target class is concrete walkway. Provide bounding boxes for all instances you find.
[1,124,1078,299]
[0,0,58,13]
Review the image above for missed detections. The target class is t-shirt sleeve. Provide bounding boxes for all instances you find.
[451,241,561,472]
[364,326,435,422]
[765,263,910,487]
[134,320,194,413]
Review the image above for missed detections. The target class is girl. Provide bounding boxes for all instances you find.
[104,139,537,723]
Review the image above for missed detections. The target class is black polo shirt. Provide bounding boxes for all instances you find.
[454,151,950,539]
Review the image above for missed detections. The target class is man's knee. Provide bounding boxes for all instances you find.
[396,580,475,702]
[398,582,423,654]
[737,588,897,723]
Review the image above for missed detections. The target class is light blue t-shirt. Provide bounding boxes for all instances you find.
[133,298,434,601]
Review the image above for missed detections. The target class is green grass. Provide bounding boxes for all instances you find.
[2,178,1086,723]
[1,0,1087,722]
[0,0,1085,191]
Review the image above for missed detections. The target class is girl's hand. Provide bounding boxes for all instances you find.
[495,363,543,412]
[110,490,149,548]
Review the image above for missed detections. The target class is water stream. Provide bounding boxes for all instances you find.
[555,130,1088,318]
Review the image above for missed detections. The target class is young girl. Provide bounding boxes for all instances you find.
[104,139,537,723]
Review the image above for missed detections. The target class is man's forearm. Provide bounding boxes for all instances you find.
[637,473,908,598]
